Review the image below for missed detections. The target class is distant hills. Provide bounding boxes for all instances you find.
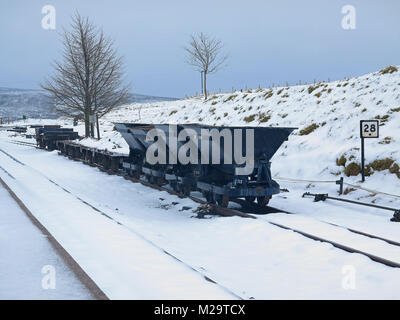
[0,88,57,120]
[0,87,177,120]
[128,93,178,104]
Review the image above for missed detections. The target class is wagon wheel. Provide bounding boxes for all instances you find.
[170,181,177,191]
[217,194,229,208]
[156,177,164,186]
[257,196,271,207]
[133,170,141,179]
[104,158,110,170]
[173,182,181,193]
[176,184,186,195]
[245,196,256,203]
[150,176,157,184]
[205,192,214,204]
[183,184,191,196]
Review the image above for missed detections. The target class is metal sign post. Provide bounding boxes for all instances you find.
[359,120,379,182]
[361,136,365,181]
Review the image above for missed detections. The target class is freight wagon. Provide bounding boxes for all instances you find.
[115,123,295,207]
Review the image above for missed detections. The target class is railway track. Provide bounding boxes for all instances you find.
[233,197,400,244]
[6,140,38,148]
[233,197,400,267]
[120,176,400,269]
[3,142,400,274]
[115,172,400,270]
[0,146,245,299]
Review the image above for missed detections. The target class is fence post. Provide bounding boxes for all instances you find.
[336,177,344,195]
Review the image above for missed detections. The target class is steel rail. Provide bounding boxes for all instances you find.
[233,197,400,248]
[126,176,400,269]
[3,144,400,271]
[46,149,400,269]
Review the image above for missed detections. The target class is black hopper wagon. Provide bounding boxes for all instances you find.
[36,126,79,150]
[115,123,295,207]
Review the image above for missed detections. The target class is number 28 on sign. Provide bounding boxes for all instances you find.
[359,120,379,182]
[360,120,379,138]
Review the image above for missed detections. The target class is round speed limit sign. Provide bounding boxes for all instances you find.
[360,120,379,138]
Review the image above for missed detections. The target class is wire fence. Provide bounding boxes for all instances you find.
[343,182,400,199]
[274,176,400,200]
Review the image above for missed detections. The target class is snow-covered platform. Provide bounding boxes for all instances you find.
[0,183,94,299]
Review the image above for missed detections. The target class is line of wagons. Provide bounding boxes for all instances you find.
[35,123,295,208]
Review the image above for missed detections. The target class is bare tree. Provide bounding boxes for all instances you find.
[185,32,227,100]
[41,13,130,137]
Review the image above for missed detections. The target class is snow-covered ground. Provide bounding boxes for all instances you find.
[0,139,236,299]
[2,65,400,299]
[0,182,93,299]
[1,132,400,299]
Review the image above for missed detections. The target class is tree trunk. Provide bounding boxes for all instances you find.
[96,114,101,140]
[90,122,95,138]
[203,71,207,100]
[201,72,203,95]
[84,112,90,137]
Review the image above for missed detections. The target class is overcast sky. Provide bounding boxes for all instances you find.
[0,0,399,98]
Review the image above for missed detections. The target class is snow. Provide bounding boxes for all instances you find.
[0,140,235,299]
[1,137,400,299]
[101,65,400,206]
[0,182,93,299]
[2,65,400,299]
[7,65,400,206]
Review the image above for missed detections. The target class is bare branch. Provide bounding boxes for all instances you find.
[184,32,228,99]
[40,12,131,137]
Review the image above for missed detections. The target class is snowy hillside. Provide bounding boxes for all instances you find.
[99,65,400,195]
[9,65,400,201]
